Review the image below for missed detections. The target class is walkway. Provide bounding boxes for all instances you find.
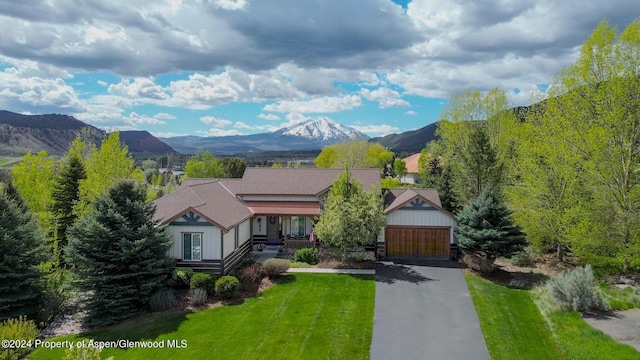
[584,309,640,352]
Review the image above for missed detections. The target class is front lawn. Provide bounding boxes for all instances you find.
[466,273,639,360]
[465,273,564,360]
[30,273,375,360]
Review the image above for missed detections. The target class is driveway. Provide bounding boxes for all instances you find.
[371,259,488,360]
[584,309,640,352]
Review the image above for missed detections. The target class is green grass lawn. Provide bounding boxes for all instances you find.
[30,273,375,360]
[466,273,639,360]
[465,273,565,360]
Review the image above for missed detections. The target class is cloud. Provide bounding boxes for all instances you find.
[406,110,417,115]
[351,124,400,136]
[213,0,249,11]
[360,87,410,108]
[200,128,245,137]
[263,94,362,113]
[154,112,176,120]
[108,78,168,100]
[234,121,255,129]
[258,113,280,121]
[200,116,232,127]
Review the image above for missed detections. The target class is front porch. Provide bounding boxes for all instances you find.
[250,214,316,250]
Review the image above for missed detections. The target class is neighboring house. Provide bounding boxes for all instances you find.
[154,168,457,275]
[400,153,421,184]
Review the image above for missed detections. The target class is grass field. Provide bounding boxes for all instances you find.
[30,273,375,360]
[466,273,639,360]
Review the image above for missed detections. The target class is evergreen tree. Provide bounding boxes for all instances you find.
[65,181,174,327]
[51,152,87,265]
[0,181,48,321]
[456,188,525,273]
[222,157,247,178]
[438,165,460,213]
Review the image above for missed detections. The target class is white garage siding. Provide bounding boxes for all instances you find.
[166,225,222,260]
[384,209,457,244]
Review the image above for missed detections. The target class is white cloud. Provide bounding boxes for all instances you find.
[263,94,362,114]
[108,78,168,100]
[212,0,249,11]
[234,121,255,129]
[258,113,280,121]
[154,112,176,120]
[200,116,232,127]
[360,87,410,108]
[351,124,400,136]
[169,72,246,108]
[200,128,245,137]
[406,110,417,115]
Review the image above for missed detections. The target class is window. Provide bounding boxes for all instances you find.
[183,233,202,261]
[291,216,305,237]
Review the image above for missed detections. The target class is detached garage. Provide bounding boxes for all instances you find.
[379,189,457,259]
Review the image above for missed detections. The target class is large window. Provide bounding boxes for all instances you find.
[291,216,306,237]
[183,233,202,261]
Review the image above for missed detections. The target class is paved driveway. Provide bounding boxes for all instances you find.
[371,259,489,360]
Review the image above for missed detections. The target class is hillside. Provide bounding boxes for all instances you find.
[118,130,176,155]
[369,122,439,154]
[0,110,176,157]
[0,111,104,156]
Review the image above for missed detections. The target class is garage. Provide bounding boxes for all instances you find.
[385,226,450,259]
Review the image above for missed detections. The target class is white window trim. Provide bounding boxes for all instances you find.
[182,232,203,261]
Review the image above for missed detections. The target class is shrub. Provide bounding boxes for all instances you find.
[293,247,321,265]
[190,272,216,295]
[190,288,208,306]
[0,316,39,360]
[239,259,256,269]
[237,263,263,290]
[262,258,291,278]
[64,346,113,360]
[546,265,609,312]
[172,268,194,288]
[149,287,179,312]
[215,276,239,299]
[511,251,534,267]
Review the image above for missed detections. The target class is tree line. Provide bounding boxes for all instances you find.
[422,19,640,271]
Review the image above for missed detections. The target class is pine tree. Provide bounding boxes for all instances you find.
[456,188,525,273]
[0,181,48,321]
[65,181,174,327]
[438,165,460,213]
[51,152,87,265]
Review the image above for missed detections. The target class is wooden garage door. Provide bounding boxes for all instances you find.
[386,227,450,259]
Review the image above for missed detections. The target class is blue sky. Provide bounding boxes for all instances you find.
[0,0,637,138]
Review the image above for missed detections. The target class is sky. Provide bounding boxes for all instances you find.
[0,1,637,138]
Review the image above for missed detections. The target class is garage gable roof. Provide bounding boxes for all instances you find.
[384,188,452,217]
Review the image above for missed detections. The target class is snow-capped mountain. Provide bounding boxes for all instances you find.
[275,117,368,142]
[161,118,369,154]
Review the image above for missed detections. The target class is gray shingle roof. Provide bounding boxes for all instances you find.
[154,180,253,231]
[383,188,444,214]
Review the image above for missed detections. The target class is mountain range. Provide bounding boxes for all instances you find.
[0,109,439,157]
[159,118,368,154]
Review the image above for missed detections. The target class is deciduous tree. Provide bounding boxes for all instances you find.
[314,170,385,257]
[184,151,226,178]
[75,132,144,216]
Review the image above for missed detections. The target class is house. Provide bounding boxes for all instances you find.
[154,168,457,275]
[399,153,421,184]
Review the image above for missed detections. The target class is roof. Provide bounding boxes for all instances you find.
[154,180,253,230]
[383,188,445,214]
[402,153,421,174]
[229,168,381,196]
[155,167,381,229]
